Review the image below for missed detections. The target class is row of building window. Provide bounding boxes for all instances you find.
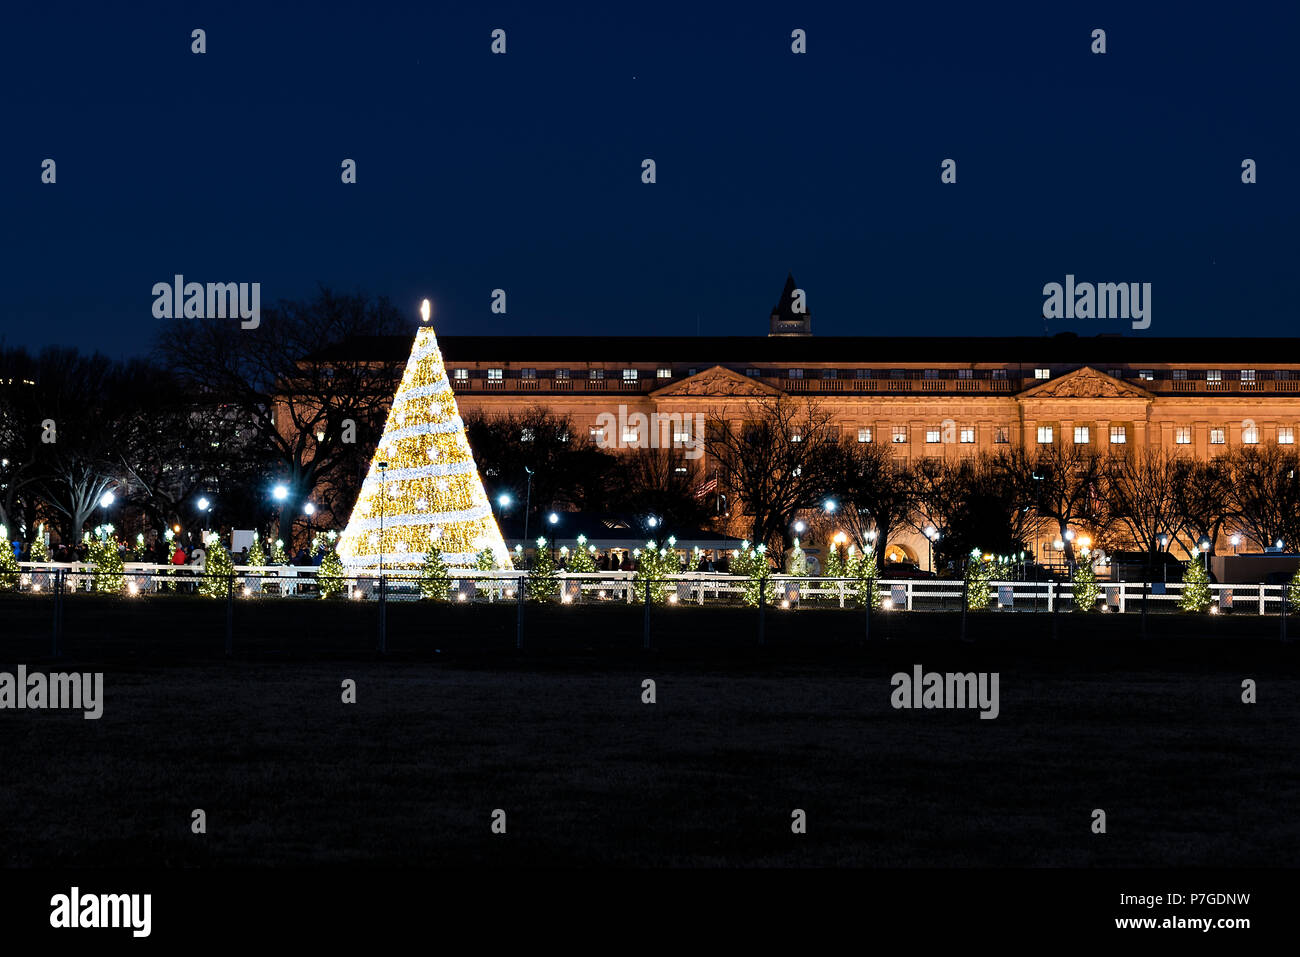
[453,367,1297,383]
[851,425,1293,446]
[580,422,1294,447]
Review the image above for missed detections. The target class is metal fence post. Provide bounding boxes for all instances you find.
[1052,579,1060,639]
[864,577,873,642]
[960,569,970,642]
[225,573,234,657]
[1141,576,1149,639]
[377,575,387,654]
[51,567,64,658]
[643,575,652,650]
[1282,586,1289,643]
[515,572,525,650]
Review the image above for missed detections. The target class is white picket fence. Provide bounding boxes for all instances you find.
[10,562,1290,613]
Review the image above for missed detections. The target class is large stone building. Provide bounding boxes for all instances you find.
[314,278,1300,568]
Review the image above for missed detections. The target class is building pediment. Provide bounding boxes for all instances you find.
[651,365,785,399]
[1018,366,1153,400]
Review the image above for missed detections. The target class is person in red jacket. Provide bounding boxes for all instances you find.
[171,545,187,565]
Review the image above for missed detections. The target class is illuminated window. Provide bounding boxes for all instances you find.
[1241,369,1256,382]
[589,368,605,380]
[994,427,1010,444]
[855,369,872,379]
[957,369,973,379]
[555,368,570,380]
[926,428,941,444]
[1074,426,1090,444]
[1138,370,1154,381]
[1243,424,1259,444]
[1209,428,1225,445]
[1206,369,1222,382]
[992,369,1008,380]
[1280,427,1295,445]
[1172,369,1187,380]
[923,369,940,380]
[452,368,468,381]
[1110,425,1127,444]
[960,427,975,444]
[822,369,838,380]
[487,368,503,381]
[1037,425,1054,444]
[790,427,803,443]
[892,426,908,444]
[520,368,536,379]
[656,368,672,379]
[788,368,804,379]
[520,428,535,442]
[673,422,692,443]
[858,427,873,443]
[1035,368,1051,380]
[622,368,638,381]
[589,425,605,440]
[1175,426,1191,445]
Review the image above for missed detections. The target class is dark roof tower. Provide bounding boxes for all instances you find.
[769,272,812,336]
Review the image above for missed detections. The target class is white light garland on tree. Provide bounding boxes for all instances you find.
[337,309,512,571]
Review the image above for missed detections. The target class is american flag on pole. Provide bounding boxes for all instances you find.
[695,476,717,499]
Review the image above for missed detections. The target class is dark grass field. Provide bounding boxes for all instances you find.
[2,595,1298,867]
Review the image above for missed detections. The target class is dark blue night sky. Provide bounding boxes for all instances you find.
[2,1,1296,356]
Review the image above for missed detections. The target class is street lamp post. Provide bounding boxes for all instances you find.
[522,467,534,547]
[377,462,388,579]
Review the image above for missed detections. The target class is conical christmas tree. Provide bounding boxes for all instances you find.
[337,313,512,572]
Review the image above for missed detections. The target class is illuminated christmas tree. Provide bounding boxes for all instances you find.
[337,305,512,572]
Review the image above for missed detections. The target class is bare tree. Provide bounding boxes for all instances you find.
[463,406,618,519]
[912,453,1032,570]
[1227,444,1300,551]
[1030,441,1106,565]
[1102,447,1185,570]
[157,287,407,542]
[1170,456,1235,558]
[705,396,839,550]
[827,440,916,554]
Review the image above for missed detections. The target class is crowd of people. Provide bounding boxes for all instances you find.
[553,549,740,573]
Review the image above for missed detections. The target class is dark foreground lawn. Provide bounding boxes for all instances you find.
[1,596,1297,867]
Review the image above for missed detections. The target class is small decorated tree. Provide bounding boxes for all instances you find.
[568,534,597,573]
[30,526,50,563]
[248,535,266,567]
[633,540,674,604]
[731,542,777,607]
[86,532,125,594]
[526,537,558,602]
[270,537,288,566]
[0,526,19,589]
[1288,564,1300,611]
[419,545,451,601]
[824,540,847,580]
[318,548,346,599]
[1072,556,1100,612]
[965,553,993,611]
[785,538,809,576]
[847,545,881,609]
[475,547,497,571]
[199,533,235,598]
[1179,559,1211,612]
